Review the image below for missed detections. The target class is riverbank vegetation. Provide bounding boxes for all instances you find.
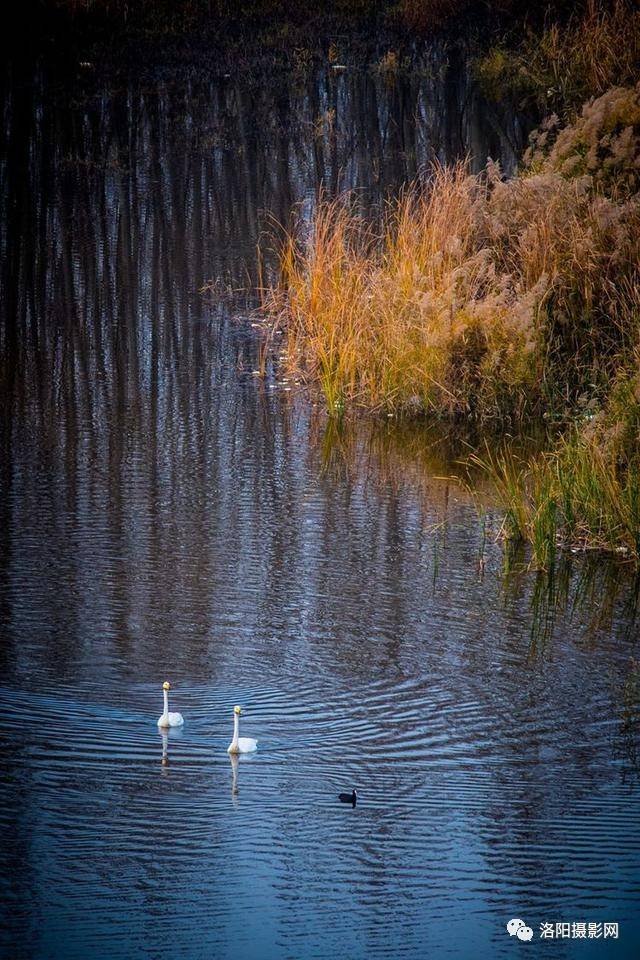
[7,0,592,68]
[265,76,640,565]
[9,0,526,42]
[267,84,640,419]
[476,0,640,114]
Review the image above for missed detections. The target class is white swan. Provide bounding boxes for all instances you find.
[157,681,184,728]
[227,705,257,753]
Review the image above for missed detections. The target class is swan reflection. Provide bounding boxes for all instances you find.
[229,750,258,804]
[160,730,169,768]
[230,752,239,802]
[159,726,183,770]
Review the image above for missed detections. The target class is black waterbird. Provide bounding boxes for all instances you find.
[339,789,357,807]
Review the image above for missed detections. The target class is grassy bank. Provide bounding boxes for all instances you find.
[470,382,640,568]
[266,84,640,421]
[476,0,640,115]
[16,0,539,41]
[264,81,640,565]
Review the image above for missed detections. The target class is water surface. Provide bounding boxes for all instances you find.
[1,58,639,960]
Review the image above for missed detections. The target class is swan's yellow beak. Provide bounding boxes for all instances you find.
[163,681,171,691]
[234,705,242,716]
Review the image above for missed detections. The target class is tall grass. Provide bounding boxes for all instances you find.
[268,164,536,419]
[476,0,640,113]
[525,83,640,196]
[265,91,640,422]
[470,369,640,568]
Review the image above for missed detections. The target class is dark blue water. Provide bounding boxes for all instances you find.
[1,58,639,960]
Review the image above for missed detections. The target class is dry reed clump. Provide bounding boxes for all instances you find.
[525,82,640,196]
[268,164,545,419]
[265,102,640,420]
[486,161,640,376]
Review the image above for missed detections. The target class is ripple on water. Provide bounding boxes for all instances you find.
[2,58,640,960]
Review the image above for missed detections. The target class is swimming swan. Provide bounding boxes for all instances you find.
[227,705,257,754]
[157,681,184,728]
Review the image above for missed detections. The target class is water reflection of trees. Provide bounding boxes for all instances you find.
[1,51,524,442]
[2,58,639,956]
[2,52,524,298]
[0,56,523,626]
[1,55,635,671]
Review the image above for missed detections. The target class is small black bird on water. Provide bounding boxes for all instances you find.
[339,789,357,807]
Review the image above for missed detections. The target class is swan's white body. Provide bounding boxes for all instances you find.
[157,682,184,728]
[227,706,257,754]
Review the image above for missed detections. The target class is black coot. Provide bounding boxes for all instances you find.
[338,789,357,807]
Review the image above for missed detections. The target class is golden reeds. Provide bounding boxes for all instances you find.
[264,111,640,422]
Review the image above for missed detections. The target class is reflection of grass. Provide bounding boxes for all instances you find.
[501,555,639,653]
[620,660,640,775]
[316,412,477,491]
[314,410,640,644]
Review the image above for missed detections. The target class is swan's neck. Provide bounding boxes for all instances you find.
[163,689,169,717]
[231,713,240,748]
